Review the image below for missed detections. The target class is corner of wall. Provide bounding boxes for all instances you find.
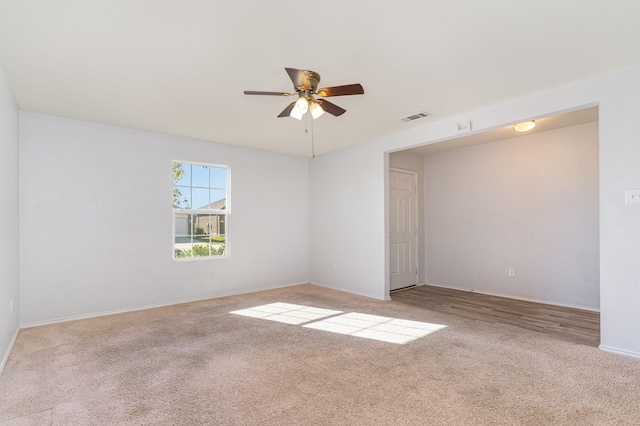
[0,63,20,376]
[0,329,19,376]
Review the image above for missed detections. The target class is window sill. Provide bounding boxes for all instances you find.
[173,255,229,262]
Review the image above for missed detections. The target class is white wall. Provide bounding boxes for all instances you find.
[309,64,640,357]
[19,112,309,325]
[309,140,386,299]
[389,150,426,285]
[422,123,599,309]
[0,65,20,373]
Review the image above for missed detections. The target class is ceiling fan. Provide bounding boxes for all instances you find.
[244,68,364,120]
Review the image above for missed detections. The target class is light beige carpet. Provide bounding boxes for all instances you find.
[1,284,639,425]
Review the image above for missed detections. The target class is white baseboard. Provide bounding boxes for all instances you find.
[1,328,20,377]
[599,345,640,359]
[20,281,308,329]
[424,283,600,312]
[309,281,388,301]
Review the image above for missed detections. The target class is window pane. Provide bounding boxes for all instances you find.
[191,243,211,257]
[174,213,193,258]
[210,167,227,189]
[193,215,211,243]
[208,214,226,237]
[192,187,209,209]
[173,163,191,186]
[174,213,192,236]
[192,214,214,258]
[192,164,209,188]
[212,244,226,256]
[173,186,191,209]
[175,240,193,258]
[210,189,226,209]
[207,214,226,256]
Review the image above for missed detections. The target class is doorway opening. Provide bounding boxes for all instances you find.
[386,106,600,343]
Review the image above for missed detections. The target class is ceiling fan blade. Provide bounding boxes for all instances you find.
[244,90,291,96]
[277,101,296,118]
[317,84,364,97]
[318,99,346,116]
[285,67,310,91]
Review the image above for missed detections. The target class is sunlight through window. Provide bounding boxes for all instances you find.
[230,303,342,325]
[230,303,447,344]
[303,312,446,344]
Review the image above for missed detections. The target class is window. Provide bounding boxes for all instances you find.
[172,161,229,259]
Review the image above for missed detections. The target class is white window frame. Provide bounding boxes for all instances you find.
[172,160,230,261]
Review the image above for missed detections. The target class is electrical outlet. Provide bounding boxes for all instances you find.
[250,265,256,274]
[625,189,640,204]
[508,269,515,278]
[332,264,337,272]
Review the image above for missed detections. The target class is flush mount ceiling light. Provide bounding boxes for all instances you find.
[513,120,536,133]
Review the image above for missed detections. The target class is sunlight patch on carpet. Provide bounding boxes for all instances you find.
[304,312,446,344]
[230,303,446,344]
[230,303,343,325]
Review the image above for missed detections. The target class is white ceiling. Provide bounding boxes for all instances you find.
[0,1,639,157]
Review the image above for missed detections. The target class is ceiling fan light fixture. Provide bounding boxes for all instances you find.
[294,96,308,114]
[310,101,325,119]
[513,120,536,133]
[289,107,304,120]
[244,68,364,119]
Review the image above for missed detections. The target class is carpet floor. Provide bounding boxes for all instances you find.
[1,284,639,425]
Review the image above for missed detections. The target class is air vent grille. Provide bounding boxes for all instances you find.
[400,112,430,122]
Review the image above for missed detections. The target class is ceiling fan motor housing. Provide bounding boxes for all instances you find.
[300,70,320,92]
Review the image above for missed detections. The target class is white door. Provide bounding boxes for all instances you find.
[390,169,418,290]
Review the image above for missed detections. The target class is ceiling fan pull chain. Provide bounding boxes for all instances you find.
[311,114,316,158]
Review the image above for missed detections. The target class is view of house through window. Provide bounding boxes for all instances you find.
[173,161,228,259]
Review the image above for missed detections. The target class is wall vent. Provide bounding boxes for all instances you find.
[400,112,430,122]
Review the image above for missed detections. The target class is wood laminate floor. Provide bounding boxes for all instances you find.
[391,285,600,347]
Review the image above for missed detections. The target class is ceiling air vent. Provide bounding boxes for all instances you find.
[400,112,430,122]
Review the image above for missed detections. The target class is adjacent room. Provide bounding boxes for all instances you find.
[2,1,640,424]
[389,108,600,346]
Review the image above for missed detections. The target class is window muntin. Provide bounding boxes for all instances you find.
[173,162,228,259]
